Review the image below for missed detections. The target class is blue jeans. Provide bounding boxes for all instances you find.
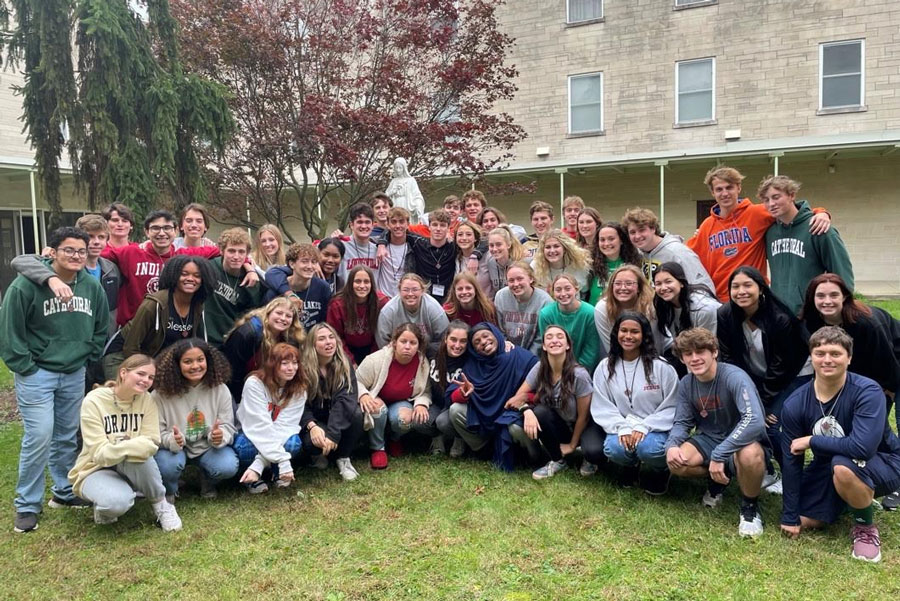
[367,402,438,450]
[232,432,302,478]
[14,367,86,513]
[154,446,240,496]
[603,431,669,471]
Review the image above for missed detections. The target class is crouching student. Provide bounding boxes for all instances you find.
[234,343,307,493]
[780,326,900,563]
[429,322,472,458]
[506,325,593,480]
[590,313,679,494]
[357,324,435,469]
[665,328,769,538]
[301,324,365,481]
[68,355,183,531]
[152,340,238,499]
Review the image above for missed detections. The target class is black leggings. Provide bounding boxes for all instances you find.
[301,410,365,460]
[580,418,607,465]
[533,404,573,461]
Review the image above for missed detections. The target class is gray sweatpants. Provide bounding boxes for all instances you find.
[79,459,166,521]
[448,403,489,451]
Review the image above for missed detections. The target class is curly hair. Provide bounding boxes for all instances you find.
[532,229,590,289]
[153,339,232,397]
[226,297,306,357]
[604,264,655,323]
[158,255,216,304]
[606,311,658,383]
[591,221,640,282]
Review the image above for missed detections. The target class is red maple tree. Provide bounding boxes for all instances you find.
[170,0,526,238]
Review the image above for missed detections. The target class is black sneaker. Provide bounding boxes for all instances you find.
[883,490,900,511]
[642,470,671,496]
[14,512,39,533]
[617,465,640,488]
[48,495,92,509]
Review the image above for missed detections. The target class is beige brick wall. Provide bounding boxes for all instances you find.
[0,67,31,161]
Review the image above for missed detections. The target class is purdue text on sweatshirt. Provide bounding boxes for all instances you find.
[665,362,767,463]
[68,386,160,497]
[641,232,715,293]
[153,383,236,458]
[495,287,553,354]
[0,270,108,375]
[236,376,307,476]
[591,357,679,436]
[765,201,854,315]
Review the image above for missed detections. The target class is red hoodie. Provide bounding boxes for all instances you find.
[102,241,219,326]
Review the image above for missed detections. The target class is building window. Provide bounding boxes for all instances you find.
[676,58,715,125]
[568,72,603,134]
[674,0,717,8]
[820,40,864,111]
[567,0,603,24]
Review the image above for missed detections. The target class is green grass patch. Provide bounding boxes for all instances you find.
[1,422,899,600]
[871,299,900,319]
[0,361,12,390]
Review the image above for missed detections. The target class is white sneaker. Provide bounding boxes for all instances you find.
[152,500,183,532]
[336,458,359,481]
[245,480,269,495]
[764,476,783,495]
[702,491,724,508]
[274,478,292,488]
[532,459,567,480]
[93,507,118,525]
[449,437,467,458]
[738,506,764,538]
[312,454,329,470]
[579,461,598,477]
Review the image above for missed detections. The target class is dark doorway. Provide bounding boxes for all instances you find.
[696,199,716,227]
[0,211,20,294]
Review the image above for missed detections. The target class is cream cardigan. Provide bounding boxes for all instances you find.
[355,346,432,407]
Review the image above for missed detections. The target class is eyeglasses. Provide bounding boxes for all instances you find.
[613,281,638,289]
[58,247,88,257]
[400,288,421,294]
[148,225,176,233]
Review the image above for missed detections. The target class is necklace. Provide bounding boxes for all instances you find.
[427,242,450,271]
[621,358,640,406]
[813,381,846,438]
[692,369,719,419]
[171,301,192,337]
[388,243,408,280]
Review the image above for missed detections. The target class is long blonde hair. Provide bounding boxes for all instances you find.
[604,264,655,322]
[532,228,590,288]
[251,224,286,270]
[302,323,353,406]
[488,225,524,263]
[226,297,305,359]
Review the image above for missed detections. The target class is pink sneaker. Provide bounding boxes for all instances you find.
[851,524,881,563]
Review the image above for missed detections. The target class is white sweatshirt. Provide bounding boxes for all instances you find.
[590,356,679,436]
[236,376,306,476]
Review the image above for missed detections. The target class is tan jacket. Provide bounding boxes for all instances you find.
[355,346,431,408]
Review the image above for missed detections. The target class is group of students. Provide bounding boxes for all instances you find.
[2,166,899,564]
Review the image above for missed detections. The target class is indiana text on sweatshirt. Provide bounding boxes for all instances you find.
[0,269,108,375]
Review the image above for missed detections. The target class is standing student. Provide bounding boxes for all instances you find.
[234,343,308,493]
[589,313,679,494]
[522,201,555,259]
[68,355,183,531]
[102,255,216,378]
[623,207,715,293]
[101,203,135,248]
[562,196,585,239]
[1,227,109,533]
[585,222,641,306]
[575,207,602,249]
[686,166,831,302]
[484,225,525,299]
[443,272,497,328]
[507,326,593,480]
[375,273,449,356]
[665,328,769,538]
[462,190,487,223]
[478,207,504,233]
[453,220,483,275]
[759,175,854,315]
[780,326,900,563]
[301,323,365,481]
[317,237,346,295]
[370,192,393,240]
[205,228,264,347]
[538,274,600,372]
[265,243,332,329]
[250,224,286,279]
[173,203,217,249]
[718,266,808,477]
[357,324,435,468]
[593,265,661,357]
[375,207,413,298]
[222,297,305,401]
[429,322,471,457]
[326,265,389,365]
[152,340,238,499]
[530,228,591,292]
[494,262,553,355]
[338,203,379,281]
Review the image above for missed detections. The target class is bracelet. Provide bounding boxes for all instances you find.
[519,404,533,414]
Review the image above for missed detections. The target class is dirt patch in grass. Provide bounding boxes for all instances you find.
[0,388,18,424]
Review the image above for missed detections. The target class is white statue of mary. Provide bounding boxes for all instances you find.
[385,157,425,224]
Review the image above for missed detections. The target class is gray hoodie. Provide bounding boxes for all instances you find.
[591,357,679,435]
[375,294,449,356]
[641,232,715,293]
[494,286,553,354]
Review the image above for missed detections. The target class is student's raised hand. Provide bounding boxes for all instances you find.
[330,229,344,239]
[523,408,540,440]
[780,524,801,540]
[239,468,260,484]
[172,425,185,448]
[504,340,515,353]
[708,460,729,485]
[809,211,831,235]
[209,419,224,446]
[451,373,474,398]
[47,277,74,304]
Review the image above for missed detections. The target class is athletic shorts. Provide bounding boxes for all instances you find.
[686,433,770,479]
[796,453,900,524]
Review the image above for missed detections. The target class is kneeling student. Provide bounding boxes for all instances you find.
[665,328,769,538]
[780,326,900,563]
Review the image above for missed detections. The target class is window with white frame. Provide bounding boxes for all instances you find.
[568,0,603,24]
[676,58,715,124]
[675,0,715,7]
[568,72,603,134]
[820,40,864,110]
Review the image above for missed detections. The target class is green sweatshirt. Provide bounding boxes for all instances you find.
[0,266,109,375]
[765,200,854,315]
[206,257,264,347]
[538,301,601,372]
